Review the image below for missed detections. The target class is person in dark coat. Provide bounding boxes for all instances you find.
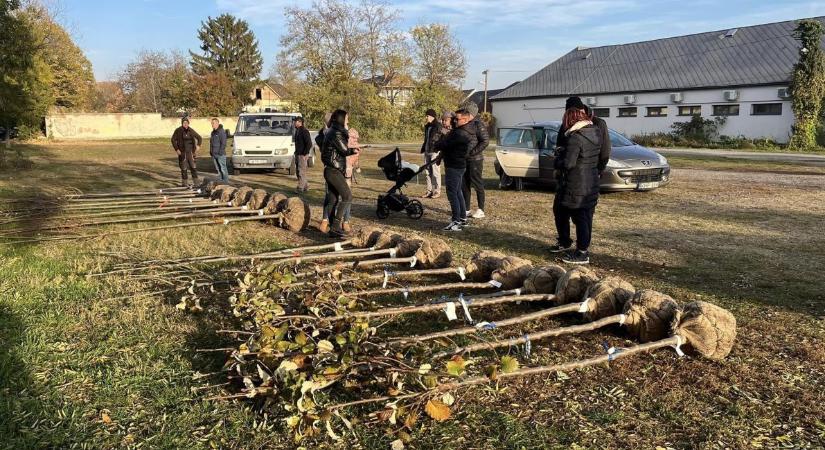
[294,117,313,193]
[320,109,359,238]
[556,97,612,172]
[550,104,602,264]
[420,108,444,198]
[433,109,472,231]
[460,102,490,219]
[209,118,229,183]
[171,117,202,187]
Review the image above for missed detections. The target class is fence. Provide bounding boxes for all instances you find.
[44,113,238,140]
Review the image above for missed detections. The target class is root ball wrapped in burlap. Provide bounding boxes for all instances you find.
[374,231,404,250]
[231,186,254,207]
[523,265,566,294]
[671,301,736,361]
[491,256,533,289]
[414,237,452,269]
[247,189,269,210]
[210,184,232,201]
[199,177,219,193]
[396,236,424,258]
[583,277,636,321]
[220,186,238,204]
[264,192,288,215]
[555,267,599,304]
[465,251,506,281]
[351,227,383,248]
[278,197,311,232]
[622,290,679,342]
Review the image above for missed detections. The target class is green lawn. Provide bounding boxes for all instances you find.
[1,141,823,449]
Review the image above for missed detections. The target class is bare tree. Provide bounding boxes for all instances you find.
[410,24,466,87]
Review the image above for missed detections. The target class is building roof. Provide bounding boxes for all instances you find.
[465,82,520,107]
[493,17,825,101]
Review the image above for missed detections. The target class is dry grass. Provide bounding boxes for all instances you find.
[0,141,823,449]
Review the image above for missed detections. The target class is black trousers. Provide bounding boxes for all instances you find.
[178,150,198,180]
[324,167,352,229]
[462,159,485,210]
[553,196,595,251]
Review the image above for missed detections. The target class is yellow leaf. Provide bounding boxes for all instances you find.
[445,355,466,377]
[500,356,520,374]
[424,399,451,421]
[390,439,405,450]
[101,412,112,424]
[317,340,334,353]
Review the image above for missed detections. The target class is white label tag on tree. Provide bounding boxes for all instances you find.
[382,271,390,288]
[241,205,248,210]
[334,242,343,252]
[459,296,474,323]
[258,209,264,216]
[402,289,409,299]
[223,219,230,225]
[389,248,397,258]
[189,199,194,203]
[578,298,591,313]
[409,256,417,267]
[457,267,466,280]
[488,280,502,288]
[443,302,458,321]
[227,202,232,206]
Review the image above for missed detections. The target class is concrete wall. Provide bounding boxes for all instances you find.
[492,85,794,143]
[44,113,238,140]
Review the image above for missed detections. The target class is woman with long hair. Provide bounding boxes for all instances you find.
[550,103,602,264]
[320,109,359,238]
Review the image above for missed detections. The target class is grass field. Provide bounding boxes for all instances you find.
[1,141,824,449]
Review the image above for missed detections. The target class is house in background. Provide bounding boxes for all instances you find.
[363,75,415,107]
[463,82,520,115]
[246,82,294,112]
[491,17,825,143]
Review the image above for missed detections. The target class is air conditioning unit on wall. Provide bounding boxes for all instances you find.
[777,88,791,99]
[670,92,684,103]
[623,95,636,105]
[723,90,739,101]
[585,97,597,106]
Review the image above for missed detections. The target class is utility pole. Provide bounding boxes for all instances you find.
[482,69,489,115]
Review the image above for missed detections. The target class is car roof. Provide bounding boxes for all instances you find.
[514,121,561,128]
[239,112,300,117]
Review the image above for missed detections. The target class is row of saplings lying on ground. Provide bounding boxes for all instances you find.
[196,226,736,444]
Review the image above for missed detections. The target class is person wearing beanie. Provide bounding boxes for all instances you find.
[557,97,611,171]
[459,101,489,219]
[420,108,444,198]
[170,117,202,187]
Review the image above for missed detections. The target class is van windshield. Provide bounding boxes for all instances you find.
[235,115,294,136]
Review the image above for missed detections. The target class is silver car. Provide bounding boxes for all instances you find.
[493,121,671,191]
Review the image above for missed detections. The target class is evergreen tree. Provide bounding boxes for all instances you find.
[189,14,262,105]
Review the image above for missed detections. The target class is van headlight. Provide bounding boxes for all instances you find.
[233,146,242,156]
[274,148,289,155]
[657,154,668,165]
[607,158,630,168]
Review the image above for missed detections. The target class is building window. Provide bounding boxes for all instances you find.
[592,108,610,118]
[618,107,637,117]
[752,103,782,115]
[713,104,740,116]
[255,88,262,100]
[646,106,667,117]
[678,105,701,116]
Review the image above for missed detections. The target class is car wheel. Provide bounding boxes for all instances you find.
[499,172,523,191]
[376,203,390,219]
[233,168,240,176]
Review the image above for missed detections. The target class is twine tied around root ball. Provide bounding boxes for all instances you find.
[248,189,270,210]
[555,266,599,304]
[491,255,534,289]
[219,186,238,204]
[210,185,232,201]
[231,186,255,207]
[264,192,288,215]
[622,290,680,342]
[523,265,566,294]
[464,250,507,281]
[672,301,737,360]
[583,277,636,321]
[351,227,383,248]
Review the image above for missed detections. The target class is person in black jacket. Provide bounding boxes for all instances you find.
[551,105,602,265]
[294,117,313,193]
[321,109,359,238]
[556,97,612,172]
[420,109,444,198]
[460,103,490,219]
[433,110,472,231]
[209,118,229,183]
[170,117,202,187]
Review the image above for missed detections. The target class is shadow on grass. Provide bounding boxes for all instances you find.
[0,303,37,447]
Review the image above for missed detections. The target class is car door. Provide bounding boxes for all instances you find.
[538,126,560,182]
[496,127,539,177]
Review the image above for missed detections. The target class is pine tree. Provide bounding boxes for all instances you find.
[189,14,262,105]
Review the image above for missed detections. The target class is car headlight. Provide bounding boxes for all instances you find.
[233,146,242,156]
[657,154,668,165]
[607,158,631,168]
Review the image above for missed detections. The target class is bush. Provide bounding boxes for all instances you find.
[632,115,788,150]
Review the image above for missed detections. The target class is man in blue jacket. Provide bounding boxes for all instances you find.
[209,118,229,183]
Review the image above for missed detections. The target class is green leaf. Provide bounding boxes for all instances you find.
[500,356,519,374]
[445,356,466,377]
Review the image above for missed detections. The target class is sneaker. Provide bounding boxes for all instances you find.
[562,250,590,265]
[471,209,486,219]
[466,210,471,216]
[329,228,351,239]
[342,221,352,232]
[458,218,469,226]
[548,242,574,253]
[421,191,432,199]
[318,219,330,233]
[442,221,463,232]
[430,192,441,199]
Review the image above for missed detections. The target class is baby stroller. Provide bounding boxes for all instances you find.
[376,148,435,220]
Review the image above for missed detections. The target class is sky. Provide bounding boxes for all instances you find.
[61,0,825,91]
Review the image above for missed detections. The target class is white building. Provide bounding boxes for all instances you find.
[491,18,825,144]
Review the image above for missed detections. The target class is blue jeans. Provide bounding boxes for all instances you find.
[445,167,467,223]
[212,155,229,182]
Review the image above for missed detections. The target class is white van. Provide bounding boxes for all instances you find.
[230,112,316,175]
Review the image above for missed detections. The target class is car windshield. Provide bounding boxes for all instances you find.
[499,128,535,148]
[235,115,294,136]
[542,126,635,147]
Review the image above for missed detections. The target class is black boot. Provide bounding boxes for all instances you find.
[328,219,351,238]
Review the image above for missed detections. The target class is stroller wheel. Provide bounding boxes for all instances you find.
[376,202,390,219]
[405,199,424,219]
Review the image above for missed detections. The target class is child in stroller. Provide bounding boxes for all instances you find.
[376,148,435,219]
